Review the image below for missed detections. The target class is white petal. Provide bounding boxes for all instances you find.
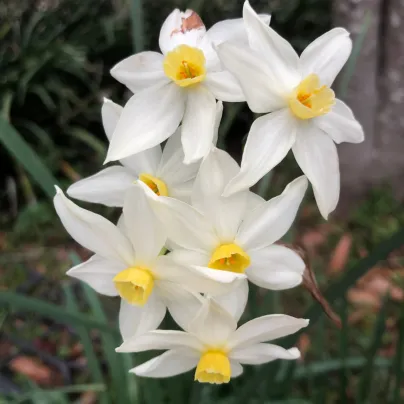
[105,84,185,162]
[314,99,364,144]
[204,71,245,102]
[243,0,300,91]
[230,360,244,378]
[214,280,248,323]
[230,343,300,364]
[120,146,162,176]
[188,298,237,346]
[192,148,248,241]
[181,87,217,164]
[54,187,134,265]
[117,329,202,353]
[247,191,265,210]
[101,98,122,141]
[159,9,206,54]
[123,185,166,265]
[161,251,246,296]
[223,110,297,196]
[236,176,308,250]
[247,245,305,290]
[130,349,199,378]
[292,124,339,219]
[118,292,166,340]
[228,315,309,350]
[157,129,199,192]
[300,28,352,87]
[216,42,285,113]
[212,101,223,146]
[67,166,134,207]
[146,191,219,253]
[206,14,271,46]
[67,254,123,296]
[160,283,205,332]
[110,51,168,93]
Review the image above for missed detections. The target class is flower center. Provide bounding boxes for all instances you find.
[139,173,168,196]
[195,350,231,384]
[208,243,250,274]
[163,44,206,87]
[288,74,335,120]
[113,267,154,306]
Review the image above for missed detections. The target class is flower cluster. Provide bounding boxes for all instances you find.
[54,1,363,384]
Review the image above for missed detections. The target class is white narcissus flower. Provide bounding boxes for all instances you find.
[105,9,270,165]
[217,0,364,219]
[117,298,308,383]
[140,147,308,294]
[53,185,243,340]
[68,98,222,207]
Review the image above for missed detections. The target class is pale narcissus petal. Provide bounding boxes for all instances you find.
[54,187,134,265]
[235,176,308,251]
[110,51,169,94]
[188,298,237,346]
[123,185,166,265]
[206,14,271,46]
[228,314,309,350]
[130,349,199,378]
[212,101,223,146]
[292,125,340,219]
[230,343,300,365]
[159,9,206,55]
[159,252,246,297]
[117,329,202,353]
[101,98,122,141]
[192,148,248,241]
[67,166,134,207]
[144,186,219,252]
[230,361,244,378]
[246,245,305,290]
[214,279,249,323]
[300,28,352,87]
[105,83,185,163]
[120,146,162,177]
[243,0,300,91]
[118,292,166,340]
[67,254,124,296]
[181,86,217,164]
[203,71,245,102]
[247,192,265,211]
[314,99,364,144]
[223,109,297,196]
[217,42,285,113]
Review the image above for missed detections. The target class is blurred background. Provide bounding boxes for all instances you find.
[1,0,404,403]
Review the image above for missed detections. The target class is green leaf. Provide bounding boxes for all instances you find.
[0,291,120,337]
[0,117,58,199]
[356,293,390,403]
[63,284,109,404]
[130,0,145,52]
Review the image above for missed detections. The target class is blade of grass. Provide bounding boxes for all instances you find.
[0,291,120,337]
[217,104,244,149]
[63,284,109,404]
[189,0,207,13]
[69,251,134,404]
[0,117,58,199]
[130,0,145,53]
[81,283,132,404]
[338,12,372,98]
[356,293,389,403]
[391,303,404,403]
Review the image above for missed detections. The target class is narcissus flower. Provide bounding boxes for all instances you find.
[217,0,364,218]
[141,148,308,293]
[54,186,242,340]
[68,98,222,206]
[117,298,308,383]
[105,9,270,164]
